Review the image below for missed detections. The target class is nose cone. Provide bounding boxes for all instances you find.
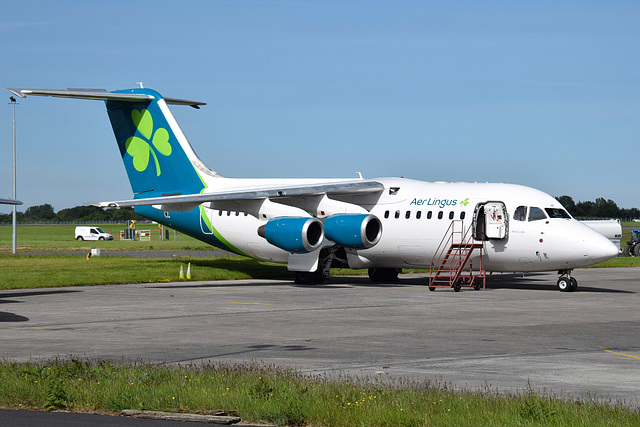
[587,229,620,264]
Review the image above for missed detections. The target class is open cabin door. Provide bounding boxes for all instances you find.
[474,201,508,240]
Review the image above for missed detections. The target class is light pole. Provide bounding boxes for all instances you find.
[10,96,17,254]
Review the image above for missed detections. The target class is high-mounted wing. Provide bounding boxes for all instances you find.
[98,180,384,209]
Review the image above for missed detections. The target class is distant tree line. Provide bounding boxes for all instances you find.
[555,196,639,220]
[0,204,145,223]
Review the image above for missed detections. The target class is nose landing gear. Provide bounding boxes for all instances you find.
[557,270,578,292]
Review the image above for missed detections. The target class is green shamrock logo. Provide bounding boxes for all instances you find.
[125,109,172,176]
[461,198,470,206]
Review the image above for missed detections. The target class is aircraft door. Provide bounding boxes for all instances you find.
[200,205,214,235]
[474,202,508,240]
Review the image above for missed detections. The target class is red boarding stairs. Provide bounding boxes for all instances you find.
[429,220,486,292]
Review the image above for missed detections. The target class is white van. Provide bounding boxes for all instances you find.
[75,226,113,241]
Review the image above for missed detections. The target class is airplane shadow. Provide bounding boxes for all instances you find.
[150,275,417,290]
[0,289,82,304]
[482,273,635,294]
[149,273,634,294]
[292,274,634,293]
[0,289,82,323]
[0,312,29,322]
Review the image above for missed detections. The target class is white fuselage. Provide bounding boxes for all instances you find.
[198,176,618,272]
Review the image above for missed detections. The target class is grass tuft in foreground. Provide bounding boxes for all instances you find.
[0,358,637,426]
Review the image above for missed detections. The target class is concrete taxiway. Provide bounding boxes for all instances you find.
[1,267,639,406]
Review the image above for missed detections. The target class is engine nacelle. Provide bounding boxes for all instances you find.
[258,217,324,253]
[323,214,382,249]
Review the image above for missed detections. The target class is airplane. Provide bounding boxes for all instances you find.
[7,87,619,292]
[0,198,22,205]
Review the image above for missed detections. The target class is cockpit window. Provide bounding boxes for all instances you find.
[545,208,571,219]
[514,206,527,221]
[528,207,547,221]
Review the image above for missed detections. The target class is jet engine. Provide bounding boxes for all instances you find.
[258,217,324,253]
[323,214,382,249]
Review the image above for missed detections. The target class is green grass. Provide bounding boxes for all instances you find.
[589,256,640,268]
[0,255,292,289]
[1,251,639,291]
[0,359,637,426]
[0,224,215,252]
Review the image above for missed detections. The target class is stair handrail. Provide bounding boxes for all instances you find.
[430,220,464,273]
[430,220,486,289]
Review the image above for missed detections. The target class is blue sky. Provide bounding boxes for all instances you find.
[1,0,638,213]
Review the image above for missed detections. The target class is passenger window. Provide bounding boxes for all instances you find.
[460,211,466,220]
[438,211,443,220]
[449,211,454,220]
[405,211,411,219]
[218,211,223,216]
[416,211,422,219]
[427,211,432,219]
[395,210,400,219]
[528,207,547,221]
[384,210,389,219]
[514,206,527,221]
[545,208,571,219]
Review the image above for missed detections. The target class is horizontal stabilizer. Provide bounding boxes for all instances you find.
[0,198,22,205]
[97,180,385,209]
[7,88,206,109]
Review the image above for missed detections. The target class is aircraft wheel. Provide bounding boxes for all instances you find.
[557,277,571,292]
[76,236,84,241]
[570,277,578,292]
[314,269,328,285]
[294,271,315,285]
[453,280,462,292]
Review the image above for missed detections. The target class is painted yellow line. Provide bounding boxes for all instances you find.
[229,302,272,305]
[604,350,640,360]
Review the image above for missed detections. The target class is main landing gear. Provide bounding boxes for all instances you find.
[557,270,578,292]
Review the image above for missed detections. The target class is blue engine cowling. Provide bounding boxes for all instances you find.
[258,217,324,253]
[323,214,382,249]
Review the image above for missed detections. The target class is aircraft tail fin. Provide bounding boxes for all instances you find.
[106,88,218,196]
